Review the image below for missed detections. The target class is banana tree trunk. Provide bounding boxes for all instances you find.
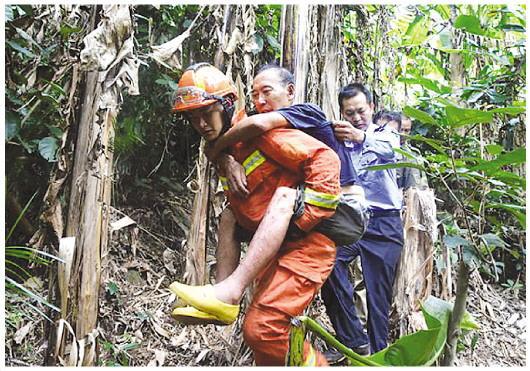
[280,4,311,104]
[392,187,437,336]
[57,5,139,366]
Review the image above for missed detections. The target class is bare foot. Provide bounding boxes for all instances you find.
[213,280,243,305]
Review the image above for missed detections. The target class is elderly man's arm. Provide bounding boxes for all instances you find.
[207,112,290,161]
[258,129,341,232]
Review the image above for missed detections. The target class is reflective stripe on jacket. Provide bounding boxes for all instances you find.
[226,109,341,233]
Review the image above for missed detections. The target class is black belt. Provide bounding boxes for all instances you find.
[369,209,401,217]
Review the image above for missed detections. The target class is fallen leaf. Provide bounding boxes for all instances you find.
[154,349,167,366]
[516,318,526,329]
[506,312,519,326]
[14,322,33,344]
[150,318,170,339]
[171,328,188,347]
[110,215,136,231]
[162,248,177,275]
[195,348,209,363]
[24,276,43,291]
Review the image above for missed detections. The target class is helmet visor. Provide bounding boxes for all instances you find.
[173,86,218,111]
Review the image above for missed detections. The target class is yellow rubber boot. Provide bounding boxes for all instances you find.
[172,306,230,326]
[169,282,239,324]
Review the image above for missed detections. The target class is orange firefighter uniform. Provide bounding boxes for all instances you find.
[220,108,341,366]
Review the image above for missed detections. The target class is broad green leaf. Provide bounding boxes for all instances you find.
[501,23,526,33]
[49,126,64,139]
[106,281,120,296]
[434,5,451,20]
[422,295,480,330]
[485,144,503,155]
[6,40,35,58]
[288,297,476,366]
[403,106,437,125]
[398,76,451,95]
[15,27,40,50]
[445,106,494,128]
[429,28,453,50]
[59,24,82,39]
[490,170,526,188]
[463,245,481,268]
[444,235,471,249]
[5,111,20,141]
[454,15,486,36]
[393,147,419,161]
[479,233,507,248]
[486,203,526,227]
[5,5,14,21]
[369,327,443,366]
[363,162,426,172]
[266,34,281,50]
[422,296,479,331]
[403,15,429,46]
[471,148,525,172]
[490,106,526,115]
[167,80,179,91]
[38,137,59,162]
[252,34,264,54]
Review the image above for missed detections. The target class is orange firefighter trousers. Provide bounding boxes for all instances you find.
[242,231,335,366]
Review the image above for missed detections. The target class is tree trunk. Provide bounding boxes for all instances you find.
[55,5,139,366]
[392,187,437,336]
[279,4,311,103]
[441,259,470,366]
[184,142,211,285]
[280,5,297,73]
[314,5,344,121]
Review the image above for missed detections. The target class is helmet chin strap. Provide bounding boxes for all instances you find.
[221,100,235,135]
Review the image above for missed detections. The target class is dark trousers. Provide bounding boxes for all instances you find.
[321,213,404,353]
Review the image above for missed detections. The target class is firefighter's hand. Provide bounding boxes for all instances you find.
[332,120,366,143]
[217,154,249,198]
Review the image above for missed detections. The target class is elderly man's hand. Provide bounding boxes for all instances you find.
[332,120,366,143]
[205,141,222,162]
[217,154,249,198]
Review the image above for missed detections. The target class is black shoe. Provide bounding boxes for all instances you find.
[323,348,346,365]
[324,344,371,365]
[351,343,370,356]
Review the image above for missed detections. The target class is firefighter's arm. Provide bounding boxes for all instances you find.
[257,129,341,232]
[206,112,290,162]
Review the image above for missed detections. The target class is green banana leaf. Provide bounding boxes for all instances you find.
[287,295,479,366]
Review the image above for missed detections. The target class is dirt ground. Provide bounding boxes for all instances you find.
[4,191,527,366]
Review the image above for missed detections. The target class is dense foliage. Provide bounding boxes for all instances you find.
[3,3,526,366]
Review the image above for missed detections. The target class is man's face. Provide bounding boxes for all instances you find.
[340,93,374,131]
[251,69,294,113]
[400,118,412,145]
[401,118,412,136]
[186,103,224,142]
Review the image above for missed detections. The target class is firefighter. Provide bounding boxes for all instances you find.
[169,63,341,366]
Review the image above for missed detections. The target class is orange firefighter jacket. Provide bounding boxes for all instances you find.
[219,109,341,277]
